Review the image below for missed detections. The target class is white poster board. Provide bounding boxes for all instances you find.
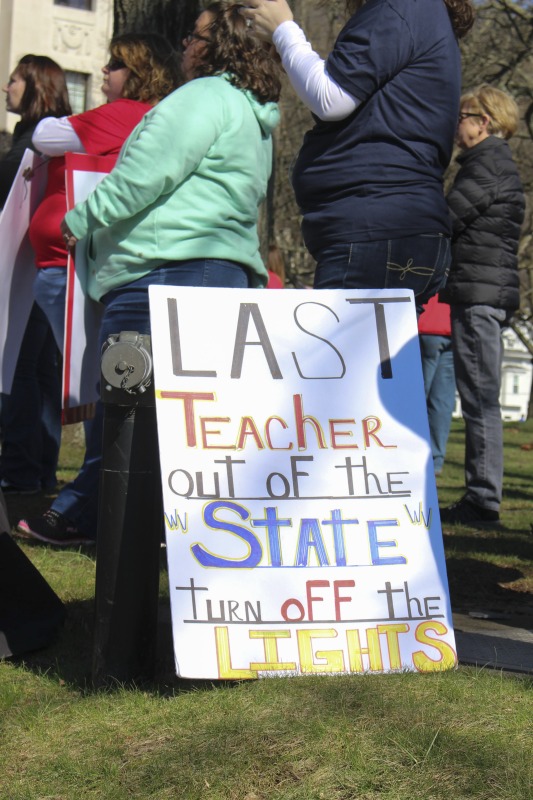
[0,149,47,394]
[63,153,114,415]
[150,286,456,679]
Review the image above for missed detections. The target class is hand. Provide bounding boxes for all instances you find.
[241,0,293,42]
[60,218,78,250]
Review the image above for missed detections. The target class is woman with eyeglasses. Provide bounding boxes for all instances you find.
[17,2,281,546]
[243,0,475,306]
[28,33,181,353]
[439,85,524,528]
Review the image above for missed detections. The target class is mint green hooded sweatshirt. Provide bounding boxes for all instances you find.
[65,75,280,301]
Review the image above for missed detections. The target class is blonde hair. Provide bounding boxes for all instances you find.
[461,85,520,140]
[109,33,181,104]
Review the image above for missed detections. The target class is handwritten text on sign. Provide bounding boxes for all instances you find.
[149,287,456,679]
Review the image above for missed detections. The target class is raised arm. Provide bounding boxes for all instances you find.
[243,1,359,121]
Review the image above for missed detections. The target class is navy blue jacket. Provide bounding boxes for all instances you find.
[291,0,461,255]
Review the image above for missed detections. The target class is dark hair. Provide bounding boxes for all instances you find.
[443,0,475,38]
[109,33,182,103]
[14,55,71,124]
[193,2,281,104]
[345,0,475,39]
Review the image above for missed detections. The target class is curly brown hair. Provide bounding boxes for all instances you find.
[193,2,282,104]
[15,55,71,124]
[442,0,475,38]
[345,0,475,39]
[110,33,182,104]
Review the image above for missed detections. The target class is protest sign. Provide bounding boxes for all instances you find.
[149,285,456,679]
[0,149,47,394]
[63,153,114,417]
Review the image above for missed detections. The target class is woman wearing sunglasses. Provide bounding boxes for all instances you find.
[17,2,281,546]
[28,33,181,354]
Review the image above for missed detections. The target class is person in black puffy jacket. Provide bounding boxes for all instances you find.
[440,84,525,528]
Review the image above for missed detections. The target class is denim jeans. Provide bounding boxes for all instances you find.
[33,267,67,354]
[419,334,456,474]
[451,304,507,511]
[51,259,250,535]
[0,303,61,490]
[313,234,451,310]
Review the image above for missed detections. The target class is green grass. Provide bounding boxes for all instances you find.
[1,420,532,799]
[438,419,533,617]
[0,667,531,799]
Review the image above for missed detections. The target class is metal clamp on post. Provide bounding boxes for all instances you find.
[101,331,153,404]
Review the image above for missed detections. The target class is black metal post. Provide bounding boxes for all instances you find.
[92,332,163,687]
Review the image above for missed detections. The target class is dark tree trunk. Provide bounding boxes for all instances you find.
[114,0,200,49]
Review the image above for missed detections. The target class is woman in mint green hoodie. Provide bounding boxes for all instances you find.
[62,2,281,300]
[17,2,282,547]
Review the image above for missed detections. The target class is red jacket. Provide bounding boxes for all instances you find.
[418,294,451,336]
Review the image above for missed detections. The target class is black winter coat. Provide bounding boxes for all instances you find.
[0,120,37,209]
[440,135,524,311]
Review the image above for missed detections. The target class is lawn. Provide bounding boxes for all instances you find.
[0,419,532,800]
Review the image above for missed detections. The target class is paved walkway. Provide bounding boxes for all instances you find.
[453,612,533,674]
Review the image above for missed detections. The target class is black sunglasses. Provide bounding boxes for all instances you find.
[458,112,483,122]
[105,58,127,71]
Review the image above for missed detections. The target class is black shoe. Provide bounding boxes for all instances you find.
[439,496,502,529]
[0,480,40,495]
[15,509,95,547]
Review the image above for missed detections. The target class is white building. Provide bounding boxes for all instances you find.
[0,0,113,129]
[453,327,533,421]
[500,327,533,421]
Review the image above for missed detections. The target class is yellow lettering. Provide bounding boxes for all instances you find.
[215,627,257,679]
[377,623,409,670]
[413,621,457,672]
[249,630,296,672]
[297,628,344,673]
[346,627,383,672]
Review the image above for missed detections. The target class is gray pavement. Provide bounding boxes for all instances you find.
[453,612,533,675]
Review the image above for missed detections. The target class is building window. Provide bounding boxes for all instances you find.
[513,375,520,395]
[54,0,93,10]
[66,71,88,114]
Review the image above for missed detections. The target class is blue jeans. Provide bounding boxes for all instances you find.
[51,259,250,535]
[33,267,67,354]
[313,235,451,310]
[451,304,506,511]
[419,334,455,474]
[0,303,61,490]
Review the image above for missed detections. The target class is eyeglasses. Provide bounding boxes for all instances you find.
[458,112,483,122]
[184,31,210,45]
[105,58,127,72]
